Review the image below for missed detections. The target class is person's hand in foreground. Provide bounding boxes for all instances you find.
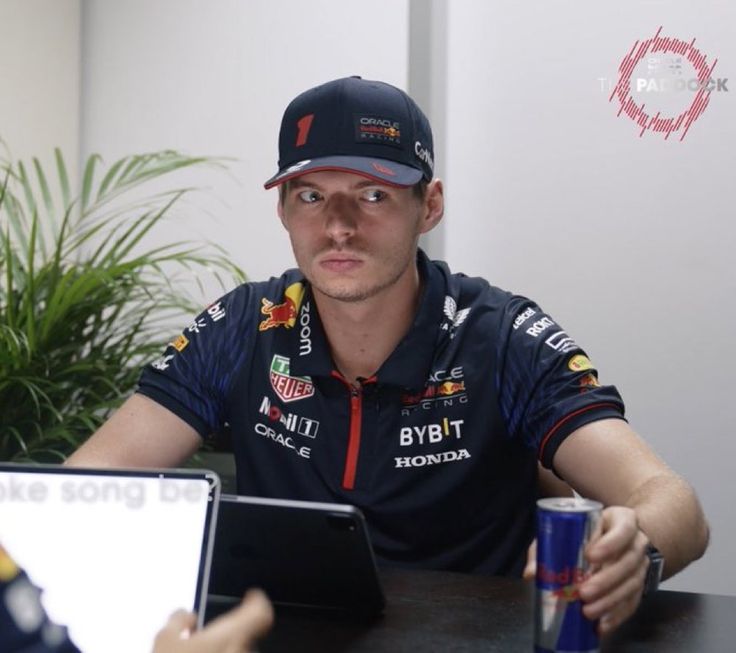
[523,506,649,636]
[153,589,274,653]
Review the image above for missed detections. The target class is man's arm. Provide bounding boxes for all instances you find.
[552,418,709,632]
[554,418,709,577]
[66,394,202,468]
[537,463,574,498]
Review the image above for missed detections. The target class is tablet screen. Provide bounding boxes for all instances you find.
[0,465,219,653]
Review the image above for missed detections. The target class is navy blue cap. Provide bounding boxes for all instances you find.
[264,76,434,189]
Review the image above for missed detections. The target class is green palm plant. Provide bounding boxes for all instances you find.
[0,149,244,461]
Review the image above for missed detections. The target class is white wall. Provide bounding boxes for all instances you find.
[445,0,735,595]
[0,0,80,183]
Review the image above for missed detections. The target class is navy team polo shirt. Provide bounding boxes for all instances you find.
[138,250,625,576]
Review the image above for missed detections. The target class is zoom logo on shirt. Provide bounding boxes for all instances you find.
[298,301,312,357]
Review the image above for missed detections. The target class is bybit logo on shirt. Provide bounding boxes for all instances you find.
[399,418,464,446]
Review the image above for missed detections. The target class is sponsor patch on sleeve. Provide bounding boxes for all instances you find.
[171,334,189,352]
[568,354,594,372]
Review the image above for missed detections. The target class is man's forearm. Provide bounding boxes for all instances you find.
[625,473,709,579]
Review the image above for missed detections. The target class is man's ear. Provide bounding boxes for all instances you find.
[277,196,287,229]
[419,178,445,235]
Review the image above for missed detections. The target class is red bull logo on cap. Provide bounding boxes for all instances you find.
[259,282,306,331]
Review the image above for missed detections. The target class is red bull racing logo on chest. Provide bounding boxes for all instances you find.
[269,354,315,403]
[259,282,306,331]
[400,366,468,414]
[401,380,466,406]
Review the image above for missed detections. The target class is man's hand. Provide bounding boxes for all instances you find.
[522,539,536,580]
[152,590,274,653]
[522,506,649,635]
[579,506,649,635]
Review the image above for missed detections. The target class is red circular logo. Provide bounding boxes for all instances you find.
[609,26,720,140]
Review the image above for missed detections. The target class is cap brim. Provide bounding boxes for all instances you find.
[264,155,423,189]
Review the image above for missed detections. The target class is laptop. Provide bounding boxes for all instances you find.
[0,463,220,653]
[208,494,385,615]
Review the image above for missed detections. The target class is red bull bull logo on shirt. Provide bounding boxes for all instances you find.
[259,282,306,331]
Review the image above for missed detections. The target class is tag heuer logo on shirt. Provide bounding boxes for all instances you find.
[270,354,315,403]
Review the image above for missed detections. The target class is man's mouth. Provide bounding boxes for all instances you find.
[319,253,364,272]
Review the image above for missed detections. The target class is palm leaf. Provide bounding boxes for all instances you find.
[54,148,71,211]
[0,148,245,461]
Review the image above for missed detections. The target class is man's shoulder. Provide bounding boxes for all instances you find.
[427,256,519,309]
[253,268,308,296]
[215,268,306,306]
[426,257,547,338]
[162,268,307,350]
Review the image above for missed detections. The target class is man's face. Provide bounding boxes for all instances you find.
[278,170,440,303]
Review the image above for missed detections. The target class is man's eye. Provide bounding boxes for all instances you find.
[362,189,386,203]
[298,190,321,203]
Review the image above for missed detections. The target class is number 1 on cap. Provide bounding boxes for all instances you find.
[295,114,315,147]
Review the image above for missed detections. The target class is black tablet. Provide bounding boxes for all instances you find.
[208,494,385,614]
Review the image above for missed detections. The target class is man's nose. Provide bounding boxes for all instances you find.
[323,194,358,243]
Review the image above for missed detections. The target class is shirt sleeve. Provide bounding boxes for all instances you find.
[137,285,255,437]
[496,296,626,469]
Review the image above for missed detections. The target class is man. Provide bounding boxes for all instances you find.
[68,76,708,634]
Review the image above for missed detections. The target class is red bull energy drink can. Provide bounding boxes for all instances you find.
[535,497,602,653]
